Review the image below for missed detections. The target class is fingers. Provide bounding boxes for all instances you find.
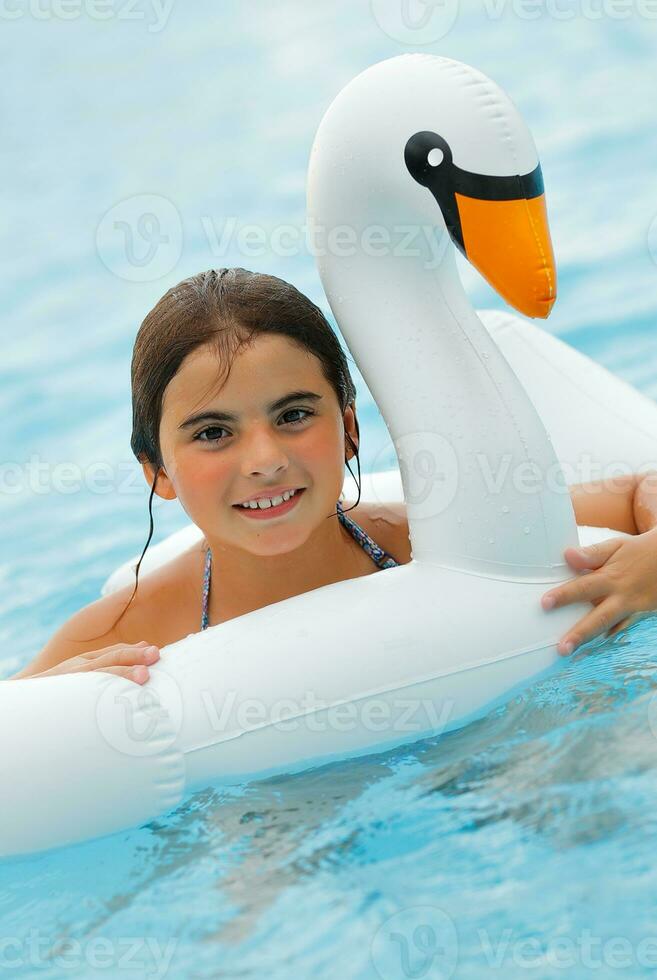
[86,644,161,684]
[554,598,625,655]
[81,644,160,669]
[563,538,624,571]
[542,572,608,612]
[92,643,161,684]
[82,640,152,659]
[34,642,161,683]
[71,643,160,685]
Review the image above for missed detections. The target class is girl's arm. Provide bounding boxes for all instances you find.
[568,472,652,535]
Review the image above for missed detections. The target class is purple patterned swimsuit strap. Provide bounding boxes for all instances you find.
[335,499,400,570]
[200,500,399,631]
[201,543,212,631]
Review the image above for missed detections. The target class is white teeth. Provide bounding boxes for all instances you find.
[240,489,298,509]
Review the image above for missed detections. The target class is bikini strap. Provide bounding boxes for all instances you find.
[201,545,212,631]
[336,500,399,569]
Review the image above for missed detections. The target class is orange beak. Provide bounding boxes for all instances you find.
[404,133,557,319]
[455,191,556,319]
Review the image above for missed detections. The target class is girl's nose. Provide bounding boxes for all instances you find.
[240,427,290,475]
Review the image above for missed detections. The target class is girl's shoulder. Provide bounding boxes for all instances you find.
[16,553,198,676]
[44,543,206,658]
[342,499,412,565]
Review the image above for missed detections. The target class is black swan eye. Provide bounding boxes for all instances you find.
[404,131,452,186]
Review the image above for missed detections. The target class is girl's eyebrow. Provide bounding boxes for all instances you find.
[178,390,323,429]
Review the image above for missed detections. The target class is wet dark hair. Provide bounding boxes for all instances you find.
[90,267,363,639]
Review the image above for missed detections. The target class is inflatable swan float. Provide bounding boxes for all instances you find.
[3,53,657,859]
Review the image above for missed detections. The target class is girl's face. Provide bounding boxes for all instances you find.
[149,334,358,556]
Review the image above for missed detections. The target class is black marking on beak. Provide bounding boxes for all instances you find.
[404,130,544,254]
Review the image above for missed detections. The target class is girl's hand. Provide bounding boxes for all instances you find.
[17,641,160,685]
[541,528,657,655]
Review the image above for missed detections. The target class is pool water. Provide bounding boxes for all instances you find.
[2,3,657,978]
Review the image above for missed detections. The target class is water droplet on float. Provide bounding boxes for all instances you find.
[523,526,531,534]
[488,537,495,545]
[501,505,510,514]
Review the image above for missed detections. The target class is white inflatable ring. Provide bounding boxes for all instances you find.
[3,54,657,859]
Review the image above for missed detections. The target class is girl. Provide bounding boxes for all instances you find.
[10,268,657,683]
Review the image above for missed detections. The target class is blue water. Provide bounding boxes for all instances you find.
[3,3,657,977]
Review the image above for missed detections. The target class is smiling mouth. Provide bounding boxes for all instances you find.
[233,487,306,517]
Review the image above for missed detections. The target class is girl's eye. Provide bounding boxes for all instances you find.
[194,425,228,444]
[194,408,315,445]
[282,408,314,427]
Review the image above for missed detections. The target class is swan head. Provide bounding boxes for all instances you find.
[308,54,556,319]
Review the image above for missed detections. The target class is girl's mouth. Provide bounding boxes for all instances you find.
[233,488,305,520]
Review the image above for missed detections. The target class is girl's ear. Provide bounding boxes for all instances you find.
[343,402,359,461]
[140,459,178,501]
